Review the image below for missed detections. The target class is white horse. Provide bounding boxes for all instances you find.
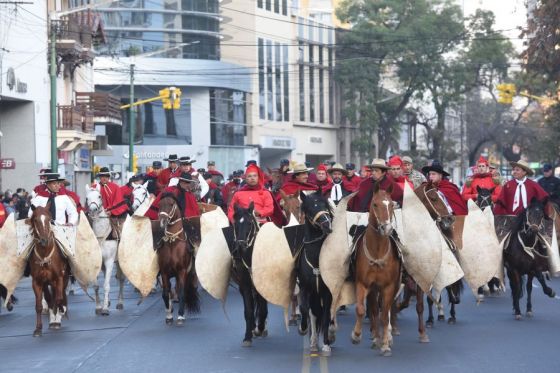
[85,184,125,315]
[131,181,150,213]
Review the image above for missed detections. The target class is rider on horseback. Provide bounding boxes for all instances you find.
[30,173,78,226]
[461,156,501,203]
[421,161,468,217]
[348,158,402,211]
[94,167,129,239]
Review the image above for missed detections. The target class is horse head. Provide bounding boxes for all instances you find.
[300,190,333,235]
[29,204,53,247]
[476,186,494,210]
[368,182,394,236]
[232,202,259,259]
[416,182,455,231]
[85,183,103,214]
[158,193,180,230]
[519,197,547,234]
[131,181,149,211]
[280,189,302,223]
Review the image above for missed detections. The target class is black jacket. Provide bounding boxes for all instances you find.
[538,175,560,204]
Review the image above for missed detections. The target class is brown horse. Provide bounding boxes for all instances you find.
[28,204,70,337]
[350,182,402,356]
[415,182,464,325]
[157,194,200,325]
[279,189,303,224]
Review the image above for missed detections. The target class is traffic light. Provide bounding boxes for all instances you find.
[132,154,138,174]
[171,87,182,109]
[496,83,516,104]
[159,88,172,109]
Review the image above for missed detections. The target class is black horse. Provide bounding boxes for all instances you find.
[0,284,17,313]
[476,186,495,210]
[296,191,335,356]
[230,202,268,347]
[426,279,463,326]
[504,198,556,319]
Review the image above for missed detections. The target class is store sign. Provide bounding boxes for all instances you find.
[79,148,90,169]
[261,136,295,149]
[309,136,322,144]
[6,67,28,94]
[0,158,16,169]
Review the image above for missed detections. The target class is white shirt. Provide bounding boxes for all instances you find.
[29,194,79,225]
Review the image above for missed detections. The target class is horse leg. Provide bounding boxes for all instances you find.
[351,282,367,345]
[176,270,187,326]
[437,297,445,321]
[161,273,173,325]
[390,302,400,336]
[115,261,125,310]
[44,285,57,329]
[298,291,309,336]
[380,283,398,357]
[416,287,429,343]
[535,271,556,298]
[426,294,434,328]
[240,284,255,346]
[32,280,44,337]
[52,274,66,329]
[309,308,319,352]
[254,292,268,337]
[101,255,115,316]
[369,289,382,349]
[94,273,102,315]
[526,274,533,317]
[507,268,522,319]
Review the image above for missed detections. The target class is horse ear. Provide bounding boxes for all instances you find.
[531,196,538,205]
[143,181,149,188]
[317,186,323,195]
[372,181,380,194]
[95,183,100,192]
[30,204,36,211]
[248,201,254,213]
[299,190,307,201]
[490,187,495,192]
[386,182,393,194]
[234,203,241,214]
[476,185,482,193]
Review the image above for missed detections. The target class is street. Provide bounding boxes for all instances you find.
[1,276,560,373]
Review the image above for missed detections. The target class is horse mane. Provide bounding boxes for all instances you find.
[514,198,546,232]
[160,192,185,216]
[301,190,334,217]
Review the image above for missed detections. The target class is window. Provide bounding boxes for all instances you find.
[258,0,263,8]
[299,64,305,121]
[309,44,315,122]
[319,46,324,123]
[266,0,271,11]
[274,0,280,14]
[282,0,287,15]
[258,38,265,119]
[283,44,290,121]
[328,48,334,124]
[266,40,273,120]
[275,42,282,121]
[210,89,246,146]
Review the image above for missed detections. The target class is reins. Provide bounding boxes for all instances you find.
[159,201,186,243]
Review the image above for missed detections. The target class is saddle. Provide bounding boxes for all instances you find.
[109,215,126,241]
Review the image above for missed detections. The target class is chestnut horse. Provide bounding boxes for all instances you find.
[28,205,70,337]
[415,182,464,325]
[157,194,200,325]
[351,182,402,356]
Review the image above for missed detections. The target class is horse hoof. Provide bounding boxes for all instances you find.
[165,318,173,325]
[289,319,297,326]
[101,309,110,316]
[351,331,361,344]
[242,340,252,347]
[176,317,185,326]
[310,343,319,353]
[447,318,456,325]
[69,290,75,296]
[380,348,392,357]
[548,290,556,298]
[116,303,124,310]
[49,323,61,330]
[391,328,400,336]
[33,329,42,337]
[6,303,13,312]
[526,311,533,318]
[426,320,433,328]
[298,326,308,336]
[261,329,268,338]
[321,345,332,357]
[328,332,336,345]
[515,314,522,321]
[419,334,430,343]
[437,315,445,322]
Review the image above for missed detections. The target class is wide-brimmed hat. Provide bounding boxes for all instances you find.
[510,160,534,176]
[178,172,195,182]
[422,160,450,177]
[369,158,390,171]
[163,154,179,162]
[245,160,257,167]
[44,173,65,182]
[96,167,112,177]
[287,163,313,174]
[152,161,163,169]
[328,163,348,175]
[402,156,413,164]
[345,163,356,170]
[38,168,60,178]
[178,156,196,165]
[207,160,216,166]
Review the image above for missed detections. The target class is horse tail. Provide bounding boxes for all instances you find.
[184,269,201,315]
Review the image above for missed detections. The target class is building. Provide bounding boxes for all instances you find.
[221,0,340,169]
[86,0,253,179]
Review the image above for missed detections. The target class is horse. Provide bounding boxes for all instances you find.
[279,189,303,224]
[28,205,70,337]
[131,182,150,212]
[85,184,125,315]
[0,284,17,313]
[296,191,335,355]
[476,186,495,211]
[350,182,405,356]
[157,193,200,325]
[503,198,556,320]
[230,202,268,346]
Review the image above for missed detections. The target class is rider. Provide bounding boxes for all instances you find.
[328,163,353,205]
[388,156,414,192]
[402,156,426,189]
[29,173,78,225]
[421,161,468,216]
[313,164,333,195]
[144,161,162,196]
[121,174,145,213]
[94,167,129,236]
[33,168,60,195]
[147,172,200,220]
[494,160,549,216]
[348,158,403,211]
[280,163,318,197]
[201,172,224,208]
[222,170,243,209]
[343,163,362,192]
[228,164,286,226]
[461,156,501,203]
[538,163,560,207]
[157,154,181,192]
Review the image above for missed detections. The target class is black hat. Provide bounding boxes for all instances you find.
[280,159,290,166]
[129,173,144,183]
[245,160,257,167]
[38,168,59,178]
[178,156,196,164]
[207,160,216,166]
[178,172,195,182]
[345,163,355,170]
[44,173,65,182]
[197,168,206,173]
[233,170,243,177]
[164,154,179,162]
[152,161,162,169]
[422,160,450,177]
[96,167,112,177]
[203,172,212,180]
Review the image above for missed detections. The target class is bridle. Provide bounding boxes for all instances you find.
[86,191,108,219]
[368,195,393,236]
[232,212,260,272]
[423,186,454,225]
[31,214,56,267]
[132,186,149,210]
[477,194,492,210]
[158,200,186,243]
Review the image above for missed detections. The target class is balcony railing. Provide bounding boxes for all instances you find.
[75,92,123,126]
[57,104,94,134]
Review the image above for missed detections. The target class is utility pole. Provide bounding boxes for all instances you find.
[49,19,57,171]
[128,64,134,172]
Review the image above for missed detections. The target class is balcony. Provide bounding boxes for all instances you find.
[75,92,123,126]
[57,104,96,151]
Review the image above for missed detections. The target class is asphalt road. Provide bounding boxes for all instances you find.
[1,276,560,373]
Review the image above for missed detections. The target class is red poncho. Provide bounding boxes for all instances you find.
[348,175,403,212]
[280,180,318,196]
[461,173,501,202]
[145,186,200,220]
[493,178,549,216]
[94,182,129,216]
[434,179,468,216]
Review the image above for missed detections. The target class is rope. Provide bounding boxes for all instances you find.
[362,230,391,268]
